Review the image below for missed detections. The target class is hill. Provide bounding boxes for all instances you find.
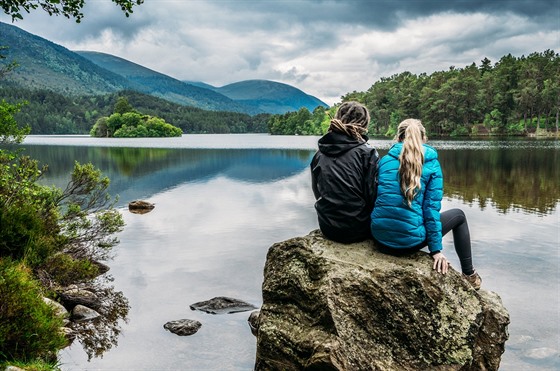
[215,80,328,114]
[75,51,254,113]
[0,22,132,95]
[0,21,328,116]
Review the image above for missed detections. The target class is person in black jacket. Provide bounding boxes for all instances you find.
[311,101,379,243]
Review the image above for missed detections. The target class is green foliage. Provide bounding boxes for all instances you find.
[0,259,66,363]
[0,99,30,144]
[95,110,183,138]
[0,151,61,265]
[0,86,269,134]
[41,253,100,287]
[340,50,559,137]
[113,96,134,115]
[268,107,326,135]
[1,0,144,22]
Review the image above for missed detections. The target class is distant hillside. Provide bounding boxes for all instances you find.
[76,51,254,113]
[184,79,329,114]
[0,21,328,115]
[216,80,328,114]
[0,22,132,95]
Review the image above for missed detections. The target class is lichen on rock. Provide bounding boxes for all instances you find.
[255,230,510,370]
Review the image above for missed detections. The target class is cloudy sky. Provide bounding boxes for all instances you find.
[1,0,559,105]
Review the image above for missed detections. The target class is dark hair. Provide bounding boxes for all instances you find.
[329,101,370,141]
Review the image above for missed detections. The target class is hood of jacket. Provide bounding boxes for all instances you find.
[386,142,438,162]
[318,131,369,157]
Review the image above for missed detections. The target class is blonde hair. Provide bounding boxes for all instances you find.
[328,101,370,141]
[396,119,427,207]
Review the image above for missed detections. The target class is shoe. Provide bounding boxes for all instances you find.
[463,271,482,290]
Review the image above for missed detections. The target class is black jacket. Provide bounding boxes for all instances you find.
[311,132,379,243]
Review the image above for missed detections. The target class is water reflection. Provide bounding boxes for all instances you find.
[19,143,560,216]
[439,147,559,214]
[68,278,130,360]
[19,146,316,207]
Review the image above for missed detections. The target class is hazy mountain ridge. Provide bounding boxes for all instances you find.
[75,51,255,113]
[215,80,328,114]
[0,21,327,115]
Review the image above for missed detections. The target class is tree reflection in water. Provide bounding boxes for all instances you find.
[69,276,129,360]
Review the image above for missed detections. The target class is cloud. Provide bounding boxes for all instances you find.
[0,0,558,105]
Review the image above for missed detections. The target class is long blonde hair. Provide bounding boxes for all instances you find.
[396,119,427,207]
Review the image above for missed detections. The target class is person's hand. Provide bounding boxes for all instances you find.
[431,252,449,274]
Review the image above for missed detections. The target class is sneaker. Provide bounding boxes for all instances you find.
[463,271,482,290]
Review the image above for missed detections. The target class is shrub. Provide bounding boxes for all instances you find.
[0,259,66,362]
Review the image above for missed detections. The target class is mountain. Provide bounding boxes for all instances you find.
[215,80,328,114]
[0,21,328,115]
[0,22,132,95]
[75,51,254,113]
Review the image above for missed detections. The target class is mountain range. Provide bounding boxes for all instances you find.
[0,21,327,115]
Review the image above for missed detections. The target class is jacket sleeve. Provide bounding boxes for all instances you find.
[310,152,321,200]
[363,147,379,212]
[422,160,443,253]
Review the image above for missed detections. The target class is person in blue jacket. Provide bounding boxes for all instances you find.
[311,101,379,243]
[370,118,481,289]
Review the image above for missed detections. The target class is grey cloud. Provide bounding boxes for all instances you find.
[217,0,560,30]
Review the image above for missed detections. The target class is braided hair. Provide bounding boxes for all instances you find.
[328,101,370,141]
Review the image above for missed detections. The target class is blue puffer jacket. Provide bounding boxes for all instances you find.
[370,143,443,253]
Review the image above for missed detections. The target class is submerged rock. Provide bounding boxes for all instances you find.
[128,200,155,214]
[255,230,510,371]
[190,296,257,314]
[71,304,101,322]
[163,319,202,336]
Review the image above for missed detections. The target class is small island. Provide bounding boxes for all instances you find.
[90,97,183,138]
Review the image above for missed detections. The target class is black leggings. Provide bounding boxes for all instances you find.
[376,208,474,275]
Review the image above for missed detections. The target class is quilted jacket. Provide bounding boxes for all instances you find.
[370,142,443,253]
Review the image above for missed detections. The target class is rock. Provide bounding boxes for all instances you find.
[190,296,257,314]
[255,230,510,371]
[4,366,25,371]
[128,200,155,214]
[91,260,110,275]
[58,288,101,310]
[43,297,70,324]
[163,319,202,336]
[72,304,101,322]
[248,310,260,336]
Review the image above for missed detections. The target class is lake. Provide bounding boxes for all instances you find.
[18,134,560,370]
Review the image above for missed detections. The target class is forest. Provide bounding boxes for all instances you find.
[0,85,270,135]
[269,50,559,137]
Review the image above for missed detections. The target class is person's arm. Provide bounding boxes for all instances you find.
[422,161,443,254]
[310,153,320,200]
[363,147,379,212]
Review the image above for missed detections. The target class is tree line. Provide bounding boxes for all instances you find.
[0,85,270,135]
[269,50,559,137]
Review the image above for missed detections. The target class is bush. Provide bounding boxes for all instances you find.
[0,259,66,363]
[41,253,100,287]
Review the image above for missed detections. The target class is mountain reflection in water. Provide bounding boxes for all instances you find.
[21,141,559,215]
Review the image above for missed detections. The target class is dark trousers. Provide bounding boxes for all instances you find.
[376,208,474,275]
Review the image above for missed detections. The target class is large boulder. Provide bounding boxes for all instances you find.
[255,230,510,371]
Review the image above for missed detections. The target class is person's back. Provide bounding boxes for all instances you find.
[311,101,378,243]
[370,118,482,289]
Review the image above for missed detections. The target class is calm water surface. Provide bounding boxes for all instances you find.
[19,134,560,370]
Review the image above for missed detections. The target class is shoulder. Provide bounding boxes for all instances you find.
[423,144,438,161]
